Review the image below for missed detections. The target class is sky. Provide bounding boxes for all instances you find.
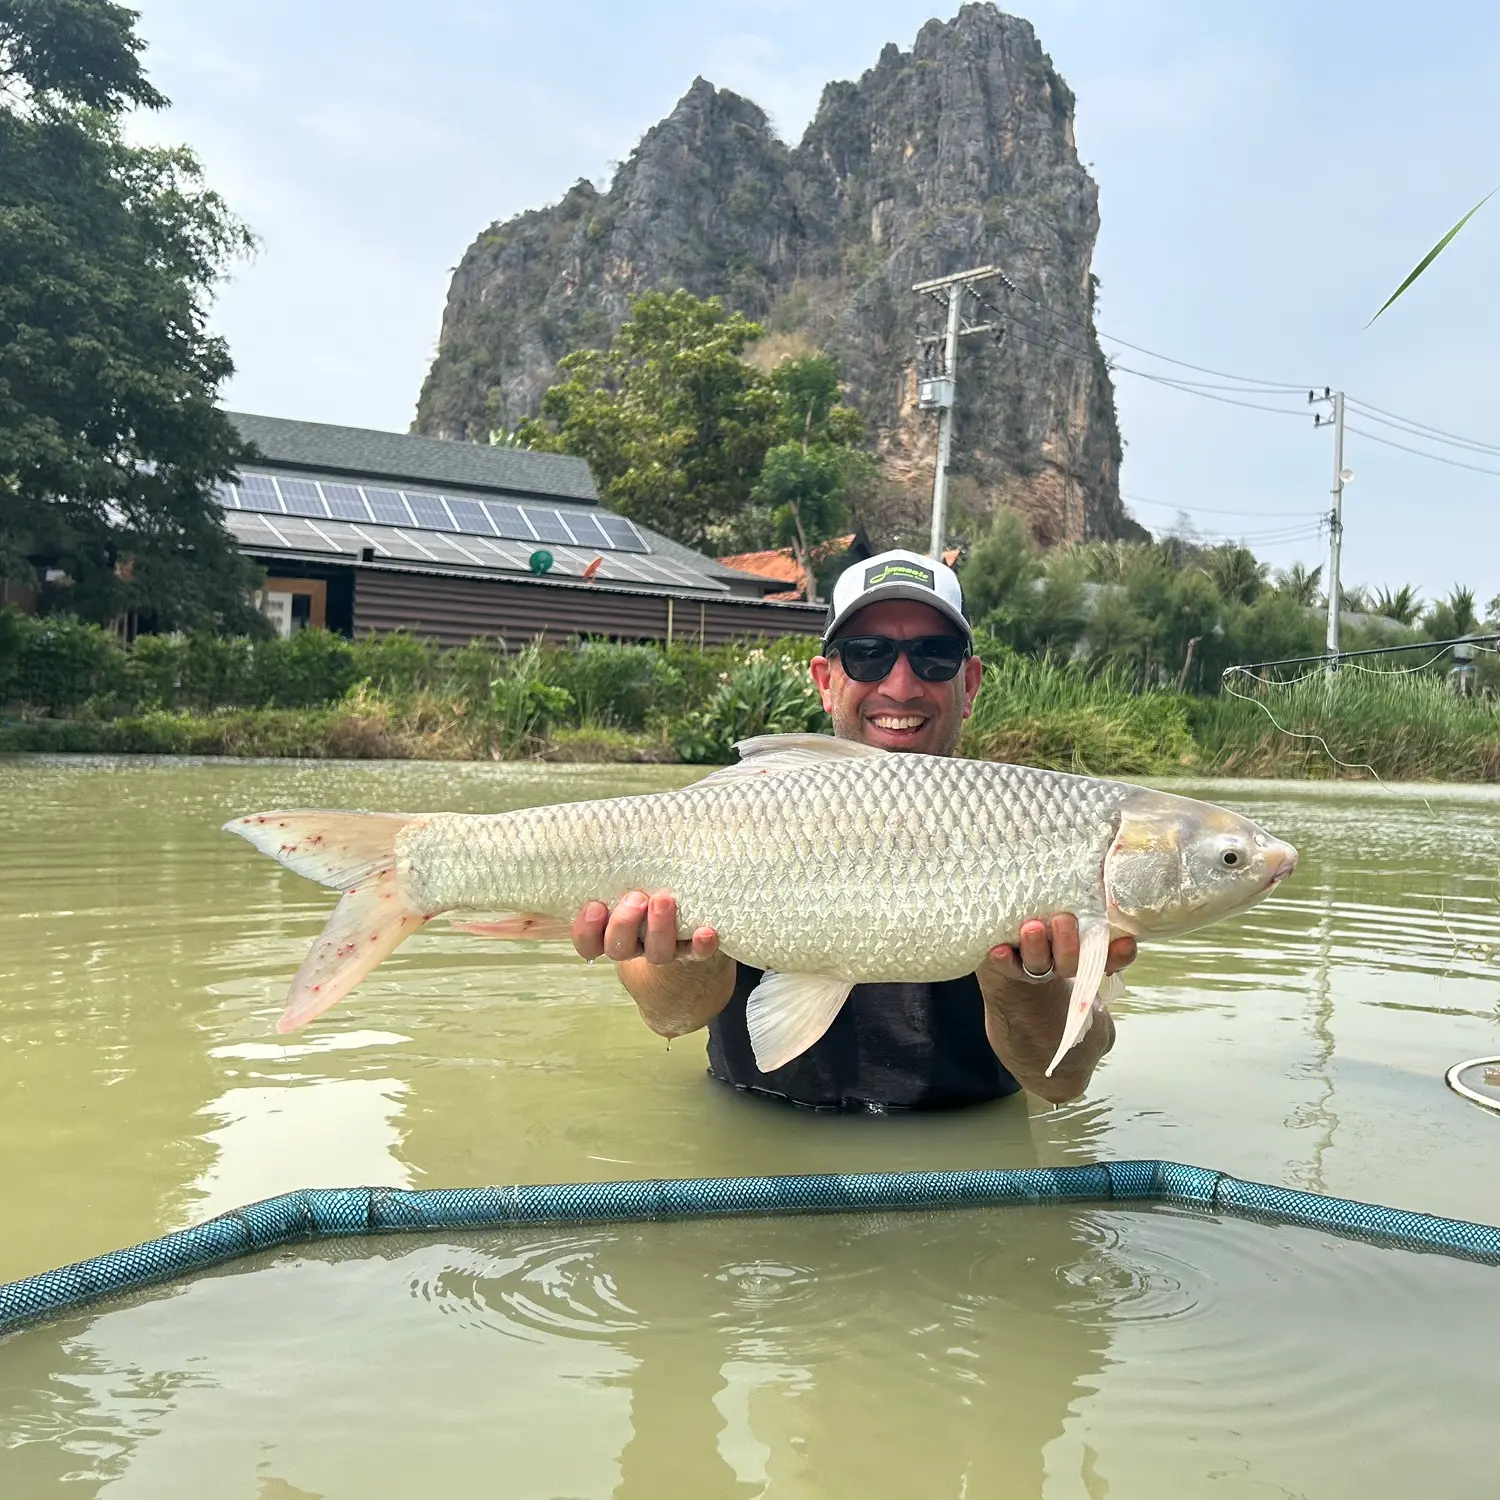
[126,0,1500,610]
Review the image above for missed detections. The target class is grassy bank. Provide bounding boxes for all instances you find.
[3,611,1499,779]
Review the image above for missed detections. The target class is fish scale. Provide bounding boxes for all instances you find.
[398,754,1132,982]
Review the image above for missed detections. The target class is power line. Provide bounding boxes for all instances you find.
[1122,494,1318,519]
[999,280,1311,389]
[1344,424,1500,478]
[1345,397,1500,458]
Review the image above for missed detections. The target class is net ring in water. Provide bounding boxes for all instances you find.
[1445,1056,1500,1115]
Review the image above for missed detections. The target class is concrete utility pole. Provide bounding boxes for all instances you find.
[912,265,1010,559]
[1311,388,1348,673]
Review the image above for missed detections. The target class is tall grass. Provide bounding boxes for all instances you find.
[1195,670,1500,781]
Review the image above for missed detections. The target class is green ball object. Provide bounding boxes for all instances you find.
[528,549,554,575]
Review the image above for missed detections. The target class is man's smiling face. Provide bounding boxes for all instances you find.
[810,598,984,757]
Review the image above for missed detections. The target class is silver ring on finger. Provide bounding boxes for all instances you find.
[1020,959,1055,981]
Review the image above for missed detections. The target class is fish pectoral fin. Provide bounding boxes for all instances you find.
[1044,919,1112,1079]
[449,913,574,941]
[1098,971,1128,1004]
[277,873,430,1034]
[745,971,854,1073]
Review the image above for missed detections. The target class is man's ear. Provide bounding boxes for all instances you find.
[809,655,835,712]
[960,654,983,719]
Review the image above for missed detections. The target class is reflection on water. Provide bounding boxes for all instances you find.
[1,755,1499,1498]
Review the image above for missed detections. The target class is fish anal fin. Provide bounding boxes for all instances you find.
[746,971,853,1073]
[450,913,573,941]
[1098,971,1127,1004]
[276,872,429,1033]
[1044,919,1112,1078]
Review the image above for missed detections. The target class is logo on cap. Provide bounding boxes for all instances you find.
[865,561,935,591]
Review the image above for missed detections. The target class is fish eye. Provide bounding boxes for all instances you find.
[1222,849,1240,867]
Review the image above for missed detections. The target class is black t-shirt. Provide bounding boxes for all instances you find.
[705,963,1022,1112]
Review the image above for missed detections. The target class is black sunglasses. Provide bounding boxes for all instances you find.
[826,634,971,684]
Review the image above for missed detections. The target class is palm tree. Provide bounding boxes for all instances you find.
[1206,545,1268,605]
[1372,583,1423,625]
[1423,585,1480,640]
[1339,584,1372,615]
[1273,561,1322,607]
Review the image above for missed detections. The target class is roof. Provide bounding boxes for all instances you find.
[714,537,966,603]
[227,411,599,504]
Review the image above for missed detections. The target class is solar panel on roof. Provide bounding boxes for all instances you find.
[322,483,370,522]
[238,473,281,511]
[363,487,411,526]
[403,491,451,529]
[562,510,612,549]
[596,515,645,552]
[522,507,575,544]
[278,477,328,518]
[213,481,240,510]
[484,501,534,541]
[443,497,493,535]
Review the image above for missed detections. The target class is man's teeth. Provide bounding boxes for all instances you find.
[870,715,925,730]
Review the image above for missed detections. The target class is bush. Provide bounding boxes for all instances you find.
[0,610,126,713]
[671,648,828,762]
[543,640,687,729]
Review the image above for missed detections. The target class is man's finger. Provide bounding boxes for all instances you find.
[1016,918,1053,978]
[642,891,680,965]
[1105,935,1137,974]
[603,891,649,961]
[572,900,608,960]
[685,926,720,962]
[1049,915,1081,979]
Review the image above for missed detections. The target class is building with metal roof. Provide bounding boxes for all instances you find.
[223,413,824,647]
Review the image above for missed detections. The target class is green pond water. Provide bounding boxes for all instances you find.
[1,755,1498,1499]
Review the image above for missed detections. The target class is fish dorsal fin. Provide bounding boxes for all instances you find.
[697,733,889,788]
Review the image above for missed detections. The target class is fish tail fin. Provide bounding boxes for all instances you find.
[1044,918,1112,1078]
[224,810,431,1031]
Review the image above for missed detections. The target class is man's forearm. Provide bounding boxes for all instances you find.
[616,952,737,1038]
[977,971,1115,1103]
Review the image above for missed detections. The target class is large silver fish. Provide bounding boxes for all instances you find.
[226,734,1297,1076]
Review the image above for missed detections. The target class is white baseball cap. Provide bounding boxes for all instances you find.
[822,548,972,647]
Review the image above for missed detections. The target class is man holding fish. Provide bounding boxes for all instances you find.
[571,550,1138,1110]
[229,552,1296,1103]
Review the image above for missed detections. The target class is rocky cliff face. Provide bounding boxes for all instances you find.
[415,4,1137,546]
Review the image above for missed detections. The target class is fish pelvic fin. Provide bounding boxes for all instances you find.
[224,810,431,1032]
[746,971,854,1073]
[1044,918,1112,1079]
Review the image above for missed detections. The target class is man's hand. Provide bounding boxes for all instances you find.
[571,891,734,1038]
[571,890,721,966]
[978,915,1137,1104]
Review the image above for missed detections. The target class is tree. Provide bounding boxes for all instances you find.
[749,354,871,602]
[517,290,783,548]
[1423,585,1480,640]
[1372,583,1423,625]
[1205,544,1268,606]
[1,0,265,631]
[1273,562,1323,607]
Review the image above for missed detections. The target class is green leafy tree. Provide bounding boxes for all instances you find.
[1,0,265,631]
[1423,585,1480,640]
[1372,583,1424,625]
[1273,561,1323,607]
[748,354,871,601]
[517,290,783,548]
[1205,545,1268,605]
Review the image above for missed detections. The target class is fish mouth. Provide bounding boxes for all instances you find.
[1263,843,1299,888]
